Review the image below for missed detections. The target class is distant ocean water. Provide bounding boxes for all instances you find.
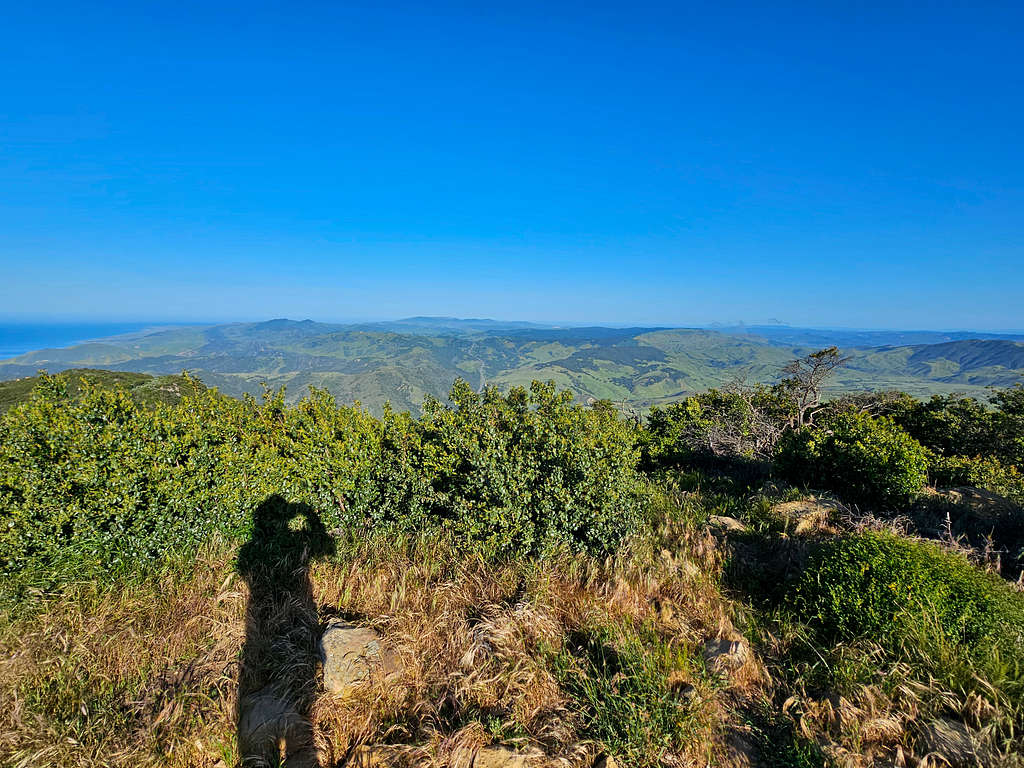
[0,322,171,360]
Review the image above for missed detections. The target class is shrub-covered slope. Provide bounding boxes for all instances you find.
[0,368,202,413]
[3,363,1024,767]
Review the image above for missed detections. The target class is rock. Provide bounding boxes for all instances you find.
[709,515,749,534]
[702,632,750,674]
[474,746,546,767]
[938,487,1018,523]
[772,499,841,535]
[916,718,981,768]
[320,620,396,696]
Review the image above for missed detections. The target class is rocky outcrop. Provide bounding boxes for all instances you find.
[320,620,399,696]
[702,632,751,675]
[473,746,549,767]
[709,515,749,534]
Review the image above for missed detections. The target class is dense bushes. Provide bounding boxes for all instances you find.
[889,388,1024,468]
[928,453,1024,504]
[0,375,647,592]
[643,386,792,465]
[775,411,928,508]
[792,531,1024,668]
[421,380,644,556]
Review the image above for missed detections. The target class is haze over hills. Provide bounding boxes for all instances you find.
[1,318,1022,414]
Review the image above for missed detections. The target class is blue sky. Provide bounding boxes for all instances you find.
[1,1,1021,329]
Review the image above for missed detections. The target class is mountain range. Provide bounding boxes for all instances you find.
[1,318,1022,414]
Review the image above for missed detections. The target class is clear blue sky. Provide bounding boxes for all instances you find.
[1,1,1021,329]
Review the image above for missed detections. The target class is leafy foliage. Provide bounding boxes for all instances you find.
[420,380,645,556]
[775,410,928,508]
[792,532,1024,672]
[644,385,793,464]
[0,375,646,597]
[927,453,1024,504]
[890,393,999,458]
[885,388,1024,469]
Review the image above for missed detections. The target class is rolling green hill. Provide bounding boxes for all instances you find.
[1,320,1021,413]
[0,369,203,413]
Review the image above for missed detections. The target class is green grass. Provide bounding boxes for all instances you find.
[548,621,711,767]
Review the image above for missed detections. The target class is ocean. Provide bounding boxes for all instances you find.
[0,322,174,360]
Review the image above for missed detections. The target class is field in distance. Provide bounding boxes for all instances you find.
[1,318,1022,414]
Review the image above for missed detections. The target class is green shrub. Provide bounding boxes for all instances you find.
[891,394,997,458]
[0,375,647,597]
[792,532,1024,669]
[643,386,792,465]
[775,411,928,508]
[420,380,646,556]
[886,387,1024,469]
[992,385,1024,467]
[928,453,1024,504]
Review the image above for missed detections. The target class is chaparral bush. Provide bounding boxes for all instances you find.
[889,387,1024,469]
[928,453,1024,504]
[775,410,928,509]
[643,386,794,465]
[0,375,648,596]
[889,393,998,459]
[420,380,646,556]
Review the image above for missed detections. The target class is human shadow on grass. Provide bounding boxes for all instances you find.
[237,496,335,767]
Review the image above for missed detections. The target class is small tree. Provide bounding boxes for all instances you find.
[779,346,851,427]
[992,383,1024,467]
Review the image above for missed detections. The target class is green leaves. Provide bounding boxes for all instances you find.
[776,410,928,508]
[1,375,649,599]
[420,379,645,557]
[793,532,1024,672]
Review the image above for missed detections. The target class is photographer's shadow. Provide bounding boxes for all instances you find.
[237,496,334,767]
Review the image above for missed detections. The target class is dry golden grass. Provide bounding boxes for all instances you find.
[0,540,245,768]
[308,520,758,767]
[0,513,767,768]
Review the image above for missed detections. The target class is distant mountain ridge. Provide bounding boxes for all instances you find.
[1,318,1022,413]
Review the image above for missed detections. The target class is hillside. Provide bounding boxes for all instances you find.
[0,369,202,413]
[3,371,1023,767]
[1,319,1022,413]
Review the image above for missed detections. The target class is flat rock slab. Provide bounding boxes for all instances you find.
[473,746,548,767]
[916,718,983,768]
[702,633,750,674]
[772,499,842,535]
[320,620,391,695]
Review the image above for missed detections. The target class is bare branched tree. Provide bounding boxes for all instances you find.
[722,375,790,457]
[780,346,852,427]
